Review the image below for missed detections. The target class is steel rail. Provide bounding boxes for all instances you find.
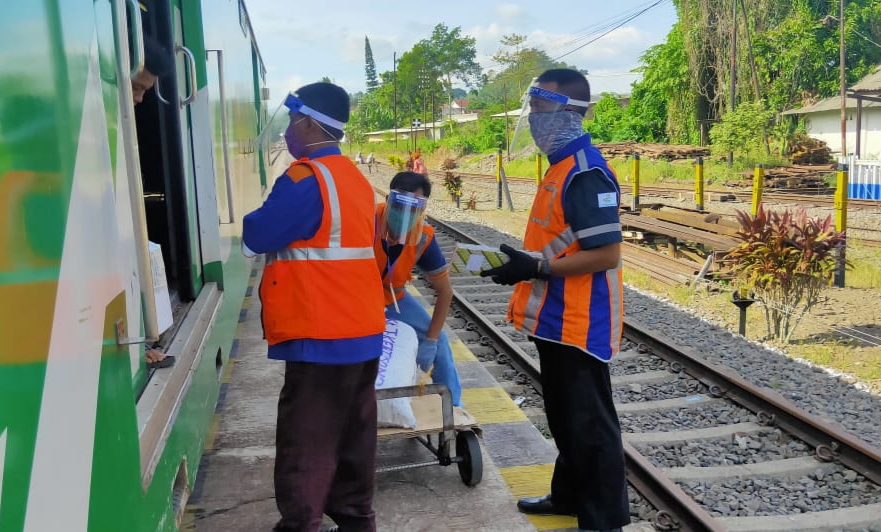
[625,318,881,487]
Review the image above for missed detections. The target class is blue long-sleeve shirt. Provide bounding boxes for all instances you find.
[243,146,383,364]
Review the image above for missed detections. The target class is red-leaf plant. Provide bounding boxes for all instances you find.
[726,205,849,343]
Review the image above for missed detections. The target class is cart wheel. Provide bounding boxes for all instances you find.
[456,430,483,486]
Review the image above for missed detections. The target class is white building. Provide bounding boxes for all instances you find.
[782,68,881,158]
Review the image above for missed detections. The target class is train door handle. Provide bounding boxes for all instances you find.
[176,45,198,107]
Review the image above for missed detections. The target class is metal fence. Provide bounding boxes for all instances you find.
[841,156,881,200]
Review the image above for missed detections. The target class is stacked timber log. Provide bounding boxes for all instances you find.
[594,141,711,160]
[788,134,832,165]
[725,164,836,190]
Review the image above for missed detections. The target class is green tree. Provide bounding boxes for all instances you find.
[476,35,575,113]
[709,100,775,157]
[365,36,379,92]
[623,22,694,143]
[585,94,627,142]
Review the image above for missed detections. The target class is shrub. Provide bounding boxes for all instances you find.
[440,158,462,201]
[387,154,407,171]
[709,101,775,158]
[726,205,849,343]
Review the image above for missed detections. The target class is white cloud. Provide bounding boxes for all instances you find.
[495,3,527,22]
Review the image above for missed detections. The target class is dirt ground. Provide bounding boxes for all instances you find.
[367,162,881,391]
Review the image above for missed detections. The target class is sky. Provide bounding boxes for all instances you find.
[245,0,679,106]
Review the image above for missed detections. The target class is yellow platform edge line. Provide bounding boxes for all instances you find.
[498,464,577,530]
[460,387,528,424]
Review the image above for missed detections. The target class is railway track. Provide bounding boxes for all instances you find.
[413,214,881,531]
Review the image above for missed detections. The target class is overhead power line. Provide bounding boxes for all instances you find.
[552,0,670,61]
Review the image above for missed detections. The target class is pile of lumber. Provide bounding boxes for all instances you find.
[725,164,836,189]
[788,134,832,165]
[594,141,711,161]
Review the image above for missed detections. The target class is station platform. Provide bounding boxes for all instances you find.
[183,261,646,532]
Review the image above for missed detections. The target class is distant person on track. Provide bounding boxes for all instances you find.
[375,171,462,406]
[412,150,427,176]
[243,82,386,532]
[481,69,628,531]
[366,152,375,173]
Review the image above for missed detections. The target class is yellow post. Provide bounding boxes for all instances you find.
[694,156,705,211]
[834,163,849,288]
[835,163,849,233]
[535,152,543,186]
[750,164,764,217]
[496,148,503,209]
[631,153,640,211]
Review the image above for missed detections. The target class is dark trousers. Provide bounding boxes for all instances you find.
[535,338,630,530]
[275,358,379,532]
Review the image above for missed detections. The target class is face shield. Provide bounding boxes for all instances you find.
[256,93,347,164]
[381,190,428,246]
[509,84,590,157]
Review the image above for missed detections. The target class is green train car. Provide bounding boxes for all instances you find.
[0,1,269,530]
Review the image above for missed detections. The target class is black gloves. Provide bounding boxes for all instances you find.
[480,244,549,286]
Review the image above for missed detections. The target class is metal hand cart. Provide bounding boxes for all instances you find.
[375,383,483,486]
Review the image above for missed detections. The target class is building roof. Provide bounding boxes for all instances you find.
[364,113,479,136]
[490,108,522,118]
[781,95,881,115]
[851,67,881,93]
[783,67,881,114]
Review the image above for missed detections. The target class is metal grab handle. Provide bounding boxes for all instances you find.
[176,45,198,106]
[154,77,173,105]
[207,49,235,222]
[126,0,144,77]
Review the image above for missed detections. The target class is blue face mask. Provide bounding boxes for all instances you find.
[528,110,584,156]
[284,116,308,158]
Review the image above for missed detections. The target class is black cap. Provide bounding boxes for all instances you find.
[295,82,350,133]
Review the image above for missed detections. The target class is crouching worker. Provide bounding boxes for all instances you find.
[375,171,463,407]
[243,82,386,532]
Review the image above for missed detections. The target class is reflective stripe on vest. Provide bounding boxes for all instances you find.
[267,247,374,262]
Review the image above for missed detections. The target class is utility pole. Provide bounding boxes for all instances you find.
[840,0,847,157]
[393,51,398,148]
[728,0,737,168]
[503,82,510,161]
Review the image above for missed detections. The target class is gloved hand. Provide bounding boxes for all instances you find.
[416,338,438,372]
[480,244,542,286]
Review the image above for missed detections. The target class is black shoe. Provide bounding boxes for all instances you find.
[516,494,576,516]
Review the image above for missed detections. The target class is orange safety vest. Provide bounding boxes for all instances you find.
[373,203,436,306]
[260,156,386,345]
[507,144,624,361]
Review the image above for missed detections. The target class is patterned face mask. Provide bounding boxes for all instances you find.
[528,110,584,156]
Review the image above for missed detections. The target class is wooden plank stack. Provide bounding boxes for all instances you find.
[726,164,836,190]
[788,134,832,165]
[594,141,711,160]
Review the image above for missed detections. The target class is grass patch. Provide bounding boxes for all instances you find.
[789,341,881,391]
[847,244,881,290]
